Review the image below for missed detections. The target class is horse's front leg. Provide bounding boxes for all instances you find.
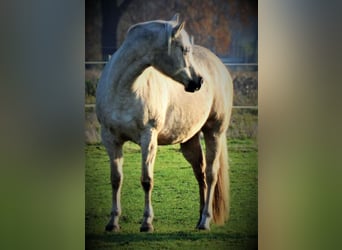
[140,128,158,232]
[102,130,124,232]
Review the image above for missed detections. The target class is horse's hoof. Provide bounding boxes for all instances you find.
[105,224,120,232]
[140,224,154,232]
[196,224,210,231]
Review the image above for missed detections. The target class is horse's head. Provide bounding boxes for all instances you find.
[151,14,203,92]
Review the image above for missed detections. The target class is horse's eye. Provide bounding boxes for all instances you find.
[183,47,190,55]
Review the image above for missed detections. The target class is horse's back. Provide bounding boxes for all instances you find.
[193,45,233,130]
[194,45,233,93]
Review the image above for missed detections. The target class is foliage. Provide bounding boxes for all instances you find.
[86,0,257,60]
[228,109,258,139]
[231,70,258,106]
[86,139,257,249]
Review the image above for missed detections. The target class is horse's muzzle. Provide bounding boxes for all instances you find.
[185,77,203,92]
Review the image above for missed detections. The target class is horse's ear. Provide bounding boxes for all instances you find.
[170,13,180,24]
[172,21,185,39]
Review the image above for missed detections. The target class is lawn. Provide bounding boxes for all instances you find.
[85,138,257,249]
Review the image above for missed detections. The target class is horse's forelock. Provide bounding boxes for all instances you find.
[166,23,173,55]
[127,20,182,55]
[165,18,184,55]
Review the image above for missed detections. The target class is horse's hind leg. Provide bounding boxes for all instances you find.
[140,128,158,232]
[198,131,229,230]
[180,133,207,228]
[102,129,124,232]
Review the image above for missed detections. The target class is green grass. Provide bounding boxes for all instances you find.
[86,139,257,249]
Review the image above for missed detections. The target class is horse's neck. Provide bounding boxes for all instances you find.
[110,42,151,93]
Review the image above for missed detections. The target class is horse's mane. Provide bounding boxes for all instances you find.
[126,17,180,55]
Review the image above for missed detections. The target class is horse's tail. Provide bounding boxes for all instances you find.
[212,134,230,225]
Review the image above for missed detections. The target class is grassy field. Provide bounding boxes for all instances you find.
[85,138,257,249]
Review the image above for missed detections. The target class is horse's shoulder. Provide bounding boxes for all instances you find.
[193,45,220,62]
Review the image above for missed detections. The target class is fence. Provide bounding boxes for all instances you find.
[85,60,257,142]
[85,60,258,110]
[85,61,258,66]
[85,104,257,110]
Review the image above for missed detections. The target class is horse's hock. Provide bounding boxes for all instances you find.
[85,105,101,144]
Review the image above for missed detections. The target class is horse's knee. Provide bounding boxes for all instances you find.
[141,179,153,192]
[205,170,218,184]
[111,173,122,189]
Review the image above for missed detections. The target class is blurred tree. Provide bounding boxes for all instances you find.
[86,0,257,61]
[85,0,102,61]
[101,0,134,59]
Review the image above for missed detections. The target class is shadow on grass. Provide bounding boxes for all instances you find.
[86,230,257,245]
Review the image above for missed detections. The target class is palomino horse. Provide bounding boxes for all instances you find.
[96,14,233,232]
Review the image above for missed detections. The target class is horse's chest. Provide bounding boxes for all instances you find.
[109,107,140,131]
[105,100,155,141]
[105,117,137,144]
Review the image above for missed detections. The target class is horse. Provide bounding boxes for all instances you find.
[96,13,233,232]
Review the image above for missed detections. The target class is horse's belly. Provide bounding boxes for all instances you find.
[157,116,205,145]
[157,133,183,145]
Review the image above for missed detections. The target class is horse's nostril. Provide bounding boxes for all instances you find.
[200,77,204,85]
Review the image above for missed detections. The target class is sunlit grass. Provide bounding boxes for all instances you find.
[86,139,257,249]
